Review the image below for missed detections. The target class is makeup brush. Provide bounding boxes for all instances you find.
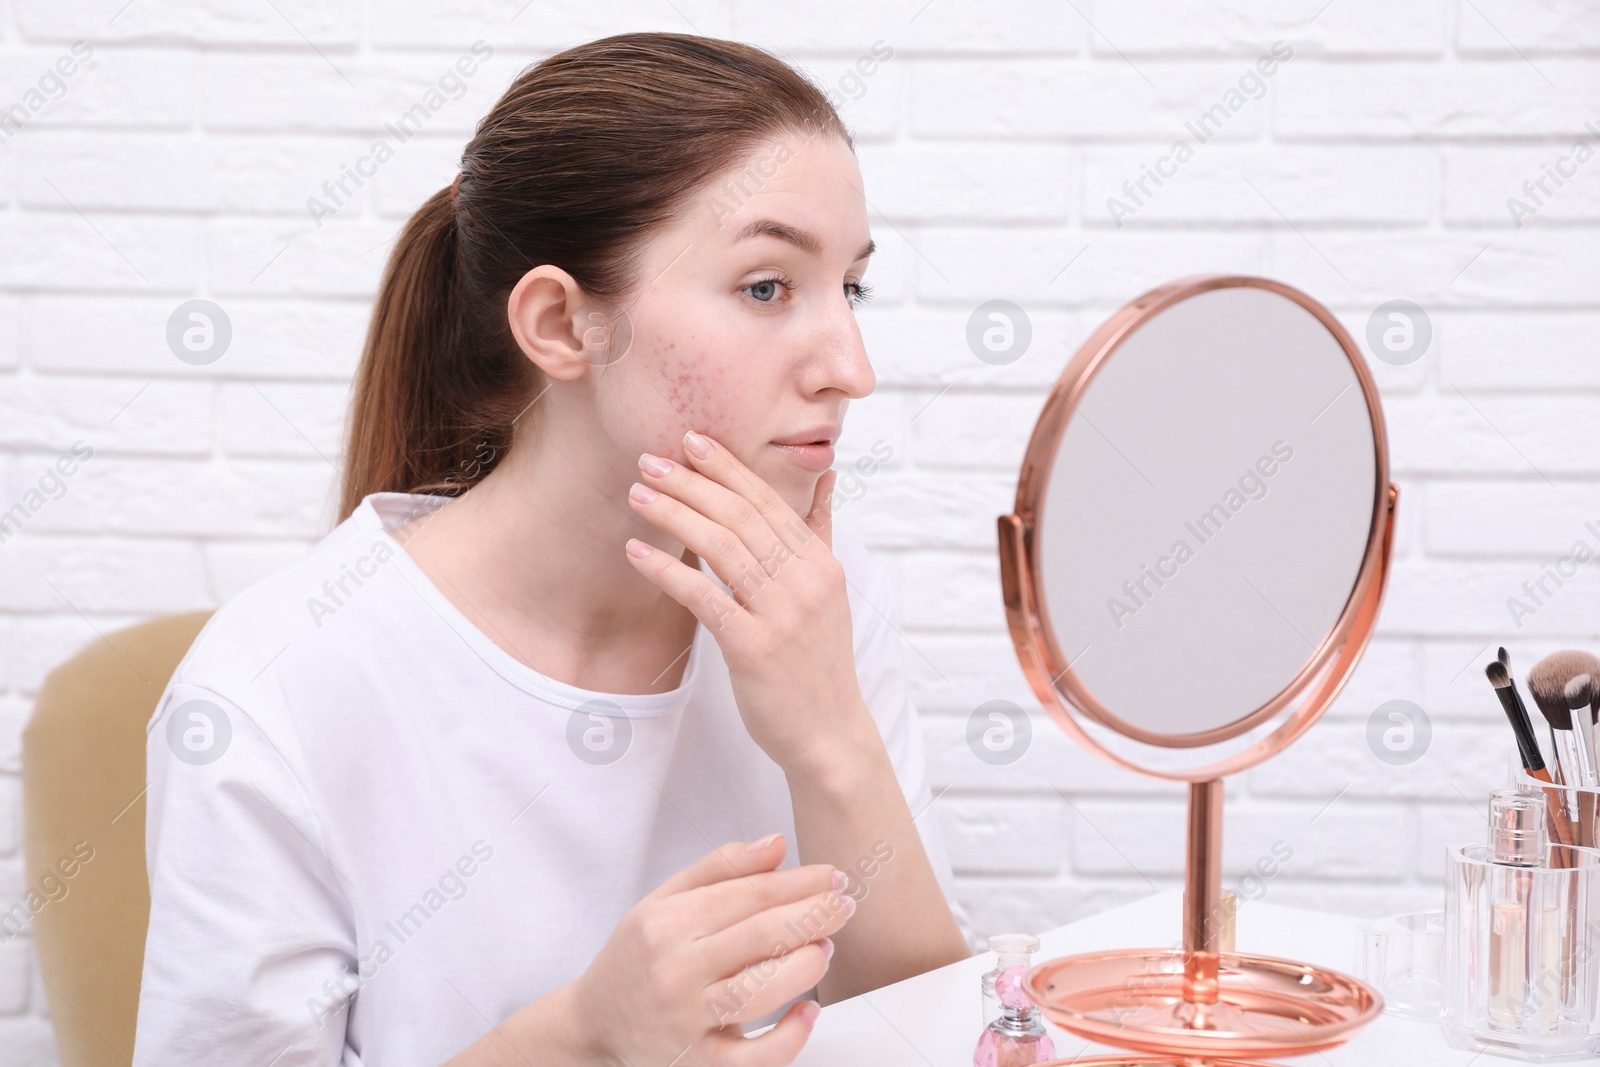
[1527,650,1600,790]
[1567,674,1599,776]
[1499,648,1549,778]
[1587,678,1600,849]
[1486,660,1550,781]
[1590,676,1600,758]
[1579,672,1600,792]
[1580,668,1593,793]
[1488,659,1576,851]
[1566,674,1599,848]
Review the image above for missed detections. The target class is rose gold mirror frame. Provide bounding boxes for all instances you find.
[999,274,1399,1064]
[998,273,1397,776]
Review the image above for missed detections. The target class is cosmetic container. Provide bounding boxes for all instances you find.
[1444,787,1600,1061]
[973,933,1057,1067]
[1360,908,1445,1020]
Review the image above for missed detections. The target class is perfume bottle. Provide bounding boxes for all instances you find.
[1484,788,1549,1030]
[973,933,1057,1067]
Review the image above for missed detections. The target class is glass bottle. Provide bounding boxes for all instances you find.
[1485,788,1545,1030]
[974,933,1057,1067]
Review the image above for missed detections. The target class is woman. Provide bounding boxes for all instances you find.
[133,31,972,1067]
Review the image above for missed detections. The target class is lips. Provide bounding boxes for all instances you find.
[769,440,836,472]
[770,425,840,447]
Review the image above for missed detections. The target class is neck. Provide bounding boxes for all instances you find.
[391,419,700,694]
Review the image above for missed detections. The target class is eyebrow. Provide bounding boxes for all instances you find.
[731,218,875,262]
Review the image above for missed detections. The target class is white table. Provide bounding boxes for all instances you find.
[788,888,1600,1065]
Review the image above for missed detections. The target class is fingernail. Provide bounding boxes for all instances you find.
[638,452,672,477]
[746,832,781,852]
[628,482,657,504]
[800,998,821,1029]
[625,538,652,558]
[831,869,847,892]
[819,938,835,961]
[683,430,714,459]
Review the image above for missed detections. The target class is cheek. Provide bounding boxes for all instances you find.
[649,344,763,457]
[657,360,717,434]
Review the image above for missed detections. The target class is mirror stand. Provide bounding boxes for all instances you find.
[1014,781,1385,1066]
[1003,491,1397,1064]
[994,275,1399,1065]
[1182,779,1223,1013]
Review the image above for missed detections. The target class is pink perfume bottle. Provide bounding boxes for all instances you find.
[973,934,1057,1067]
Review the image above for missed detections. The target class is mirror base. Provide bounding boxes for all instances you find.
[1022,947,1382,1060]
[1035,1059,1279,1067]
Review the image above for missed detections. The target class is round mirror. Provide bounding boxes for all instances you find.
[1000,275,1397,777]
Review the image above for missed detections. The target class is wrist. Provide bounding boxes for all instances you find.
[511,975,612,1065]
[783,696,889,793]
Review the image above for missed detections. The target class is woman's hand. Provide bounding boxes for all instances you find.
[624,429,867,774]
[568,833,853,1067]
[616,431,972,1010]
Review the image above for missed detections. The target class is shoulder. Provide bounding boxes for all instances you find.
[163,496,411,711]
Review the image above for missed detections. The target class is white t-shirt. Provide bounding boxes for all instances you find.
[132,490,971,1066]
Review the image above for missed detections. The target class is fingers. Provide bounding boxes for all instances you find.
[636,450,799,601]
[700,997,820,1067]
[682,863,842,936]
[627,430,839,627]
[805,468,836,552]
[623,535,748,635]
[680,430,817,558]
[699,886,855,980]
[629,471,775,608]
[703,939,834,1031]
[647,834,788,900]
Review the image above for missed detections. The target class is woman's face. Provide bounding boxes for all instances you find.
[590,131,878,519]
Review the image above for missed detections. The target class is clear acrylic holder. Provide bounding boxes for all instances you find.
[1444,838,1600,1061]
[1360,909,1445,1021]
[1513,763,1600,854]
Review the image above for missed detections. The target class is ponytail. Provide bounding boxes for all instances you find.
[336,32,852,524]
[338,185,531,523]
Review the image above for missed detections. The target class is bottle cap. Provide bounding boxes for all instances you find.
[1488,787,1547,866]
[986,933,1040,971]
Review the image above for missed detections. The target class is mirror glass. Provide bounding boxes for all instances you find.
[1037,285,1378,741]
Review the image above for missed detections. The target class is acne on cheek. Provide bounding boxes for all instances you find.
[660,364,706,422]
[652,355,744,460]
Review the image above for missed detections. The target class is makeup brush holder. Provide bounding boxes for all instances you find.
[1514,764,1600,852]
[1443,840,1600,1061]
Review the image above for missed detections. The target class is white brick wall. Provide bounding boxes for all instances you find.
[1,0,1596,1058]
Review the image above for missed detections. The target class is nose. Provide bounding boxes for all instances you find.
[811,299,876,401]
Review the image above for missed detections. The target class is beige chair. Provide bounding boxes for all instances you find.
[21,611,212,1067]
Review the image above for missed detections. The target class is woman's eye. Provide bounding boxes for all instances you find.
[741,276,872,308]
[743,276,793,304]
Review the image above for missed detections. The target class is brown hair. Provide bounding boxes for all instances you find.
[337,32,853,523]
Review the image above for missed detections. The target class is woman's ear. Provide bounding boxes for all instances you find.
[505,265,617,382]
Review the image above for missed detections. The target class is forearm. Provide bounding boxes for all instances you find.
[443,979,600,1066]
[785,703,970,1004]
